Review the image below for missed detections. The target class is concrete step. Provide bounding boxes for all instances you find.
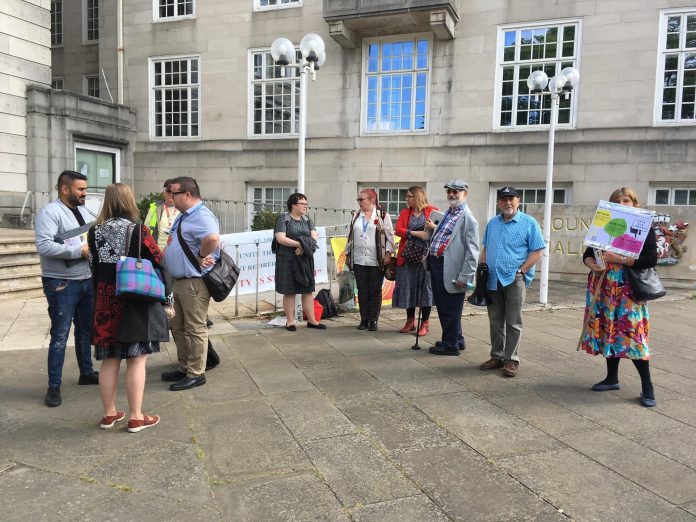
[0,275,43,295]
[0,253,40,268]
[0,244,38,256]
[0,286,44,301]
[0,265,42,280]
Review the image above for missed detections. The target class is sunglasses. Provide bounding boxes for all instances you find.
[446,189,461,194]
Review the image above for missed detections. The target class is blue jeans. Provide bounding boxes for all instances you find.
[42,277,94,388]
[429,256,466,349]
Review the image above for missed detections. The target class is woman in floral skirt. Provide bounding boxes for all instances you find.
[581,187,658,407]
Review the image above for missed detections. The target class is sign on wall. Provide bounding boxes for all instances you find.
[220,227,328,296]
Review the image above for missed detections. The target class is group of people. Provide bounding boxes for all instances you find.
[35,171,659,432]
[282,181,657,406]
[35,172,221,432]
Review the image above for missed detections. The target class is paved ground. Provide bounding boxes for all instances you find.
[1,283,696,521]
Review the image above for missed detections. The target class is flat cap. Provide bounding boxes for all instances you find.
[497,186,519,199]
[443,179,469,191]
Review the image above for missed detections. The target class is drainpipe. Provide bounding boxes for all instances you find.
[117,0,124,104]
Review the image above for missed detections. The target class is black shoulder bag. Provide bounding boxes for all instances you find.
[177,217,240,302]
[626,266,667,302]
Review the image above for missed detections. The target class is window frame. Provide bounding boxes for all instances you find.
[83,74,100,98]
[650,185,696,205]
[51,77,64,90]
[82,0,99,44]
[246,184,297,230]
[493,18,582,132]
[253,0,302,12]
[247,47,302,139]
[51,0,63,47]
[153,0,196,22]
[359,184,412,222]
[148,54,202,141]
[487,184,570,219]
[654,8,696,126]
[360,33,433,136]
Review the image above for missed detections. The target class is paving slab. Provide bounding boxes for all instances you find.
[350,494,451,521]
[633,426,696,470]
[303,434,419,507]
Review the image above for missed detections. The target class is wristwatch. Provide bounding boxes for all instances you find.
[517,269,525,275]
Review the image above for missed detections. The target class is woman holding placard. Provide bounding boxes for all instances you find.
[580,187,658,407]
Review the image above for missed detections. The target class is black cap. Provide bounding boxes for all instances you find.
[497,186,518,199]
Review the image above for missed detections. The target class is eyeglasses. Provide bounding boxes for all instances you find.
[446,189,461,194]
[295,202,308,206]
[406,194,415,198]
[166,190,186,196]
[356,198,368,202]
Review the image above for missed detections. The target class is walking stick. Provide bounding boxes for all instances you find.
[576,269,606,351]
[412,259,425,350]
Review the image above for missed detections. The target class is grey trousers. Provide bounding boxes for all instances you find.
[487,273,526,363]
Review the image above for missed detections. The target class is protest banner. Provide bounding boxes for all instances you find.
[583,201,654,259]
[220,227,328,296]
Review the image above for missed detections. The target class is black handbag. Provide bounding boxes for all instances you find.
[177,220,240,302]
[384,258,397,281]
[626,266,666,301]
[402,237,428,264]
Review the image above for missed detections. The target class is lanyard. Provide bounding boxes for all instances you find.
[361,216,369,233]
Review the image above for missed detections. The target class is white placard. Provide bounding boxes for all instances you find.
[583,200,654,259]
[220,227,328,296]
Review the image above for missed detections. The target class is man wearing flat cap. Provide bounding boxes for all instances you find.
[427,179,479,356]
[479,186,544,376]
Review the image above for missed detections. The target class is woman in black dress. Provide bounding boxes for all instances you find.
[274,193,326,331]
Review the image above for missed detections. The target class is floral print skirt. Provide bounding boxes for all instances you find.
[580,264,649,360]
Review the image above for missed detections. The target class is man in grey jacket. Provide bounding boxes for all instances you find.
[427,180,480,356]
[35,170,99,407]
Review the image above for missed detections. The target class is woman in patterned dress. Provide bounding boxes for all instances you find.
[88,183,169,432]
[392,186,438,336]
[274,192,326,331]
[581,187,658,407]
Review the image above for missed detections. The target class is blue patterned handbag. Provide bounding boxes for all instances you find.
[116,224,166,302]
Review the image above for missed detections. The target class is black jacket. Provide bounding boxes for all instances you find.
[292,236,317,288]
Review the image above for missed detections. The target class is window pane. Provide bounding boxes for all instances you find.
[655,189,669,204]
[674,190,688,205]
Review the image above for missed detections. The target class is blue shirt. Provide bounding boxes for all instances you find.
[482,210,545,290]
[164,202,220,278]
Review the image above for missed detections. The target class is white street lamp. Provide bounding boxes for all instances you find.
[527,66,580,306]
[270,34,327,195]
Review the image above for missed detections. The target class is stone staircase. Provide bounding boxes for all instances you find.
[0,230,43,300]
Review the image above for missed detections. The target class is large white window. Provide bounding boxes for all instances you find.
[360,185,410,221]
[247,185,296,229]
[652,186,696,205]
[84,75,99,98]
[154,0,195,21]
[249,49,301,137]
[362,34,431,134]
[83,0,98,43]
[495,20,581,130]
[254,0,301,11]
[51,0,63,47]
[150,55,200,139]
[655,9,696,125]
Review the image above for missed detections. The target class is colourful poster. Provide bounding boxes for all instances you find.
[330,236,399,306]
[583,201,654,259]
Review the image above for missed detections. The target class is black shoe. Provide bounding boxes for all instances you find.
[170,375,206,391]
[307,322,327,330]
[45,387,61,407]
[368,320,378,332]
[436,341,465,351]
[285,324,297,332]
[161,370,187,382]
[78,372,99,385]
[429,344,460,356]
[206,318,214,327]
[357,321,368,330]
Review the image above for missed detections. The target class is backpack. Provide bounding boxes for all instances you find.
[315,289,338,319]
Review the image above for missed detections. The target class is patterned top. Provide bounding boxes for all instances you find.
[429,204,463,256]
[482,210,545,290]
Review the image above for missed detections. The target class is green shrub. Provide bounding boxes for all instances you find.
[251,209,281,231]
[137,192,164,222]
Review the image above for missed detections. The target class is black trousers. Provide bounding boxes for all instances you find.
[429,255,466,349]
[353,264,384,322]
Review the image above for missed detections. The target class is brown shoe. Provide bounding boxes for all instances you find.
[503,361,519,377]
[479,358,504,371]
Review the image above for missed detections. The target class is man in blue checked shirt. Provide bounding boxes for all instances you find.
[479,186,544,377]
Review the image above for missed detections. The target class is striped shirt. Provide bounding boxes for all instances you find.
[482,210,545,290]
[429,204,464,256]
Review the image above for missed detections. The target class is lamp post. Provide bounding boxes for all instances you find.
[270,33,326,194]
[527,66,580,305]
[270,34,326,322]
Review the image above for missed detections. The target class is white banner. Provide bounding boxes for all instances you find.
[220,227,328,296]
